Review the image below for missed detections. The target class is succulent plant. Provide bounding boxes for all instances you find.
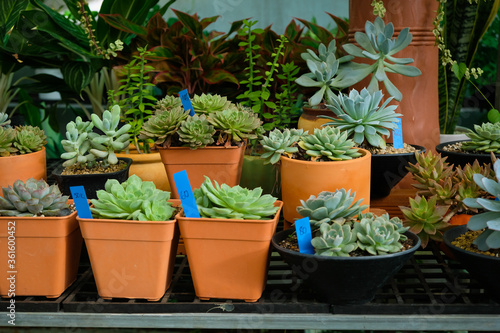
[194,176,279,220]
[298,126,362,161]
[322,88,402,148]
[353,213,409,255]
[155,95,182,111]
[462,159,500,251]
[0,178,70,217]
[0,113,11,127]
[90,175,175,221]
[342,17,421,101]
[178,114,215,148]
[400,195,450,248]
[139,106,190,146]
[260,128,305,165]
[295,40,354,107]
[296,189,368,228]
[311,220,358,257]
[208,108,262,144]
[0,126,17,157]
[406,151,454,197]
[61,117,96,167]
[461,122,500,153]
[191,93,234,114]
[13,125,47,154]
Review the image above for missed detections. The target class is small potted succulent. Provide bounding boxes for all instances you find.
[0,114,47,191]
[140,93,263,198]
[176,176,282,302]
[259,126,370,224]
[76,174,179,301]
[401,150,495,248]
[436,122,500,168]
[272,188,420,305]
[322,88,426,199]
[443,158,500,301]
[0,178,82,297]
[51,105,133,199]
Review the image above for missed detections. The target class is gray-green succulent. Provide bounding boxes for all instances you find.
[155,95,182,111]
[259,128,305,165]
[462,159,500,251]
[139,106,190,146]
[297,189,368,228]
[461,122,500,153]
[13,125,47,154]
[298,126,362,161]
[311,220,358,257]
[323,88,402,148]
[208,108,262,144]
[0,178,71,217]
[90,174,176,221]
[0,113,10,127]
[61,117,95,167]
[192,93,234,114]
[178,114,215,148]
[194,176,279,220]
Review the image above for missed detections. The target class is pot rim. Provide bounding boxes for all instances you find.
[280,148,371,165]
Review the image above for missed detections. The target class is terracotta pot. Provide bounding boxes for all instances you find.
[0,147,46,196]
[176,201,283,302]
[349,0,440,152]
[157,144,246,198]
[297,106,335,133]
[280,149,371,224]
[0,209,82,297]
[116,150,170,191]
[77,216,179,301]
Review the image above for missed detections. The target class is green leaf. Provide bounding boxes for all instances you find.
[99,14,147,37]
[488,109,500,123]
[0,0,28,44]
[451,62,467,80]
[62,62,95,93]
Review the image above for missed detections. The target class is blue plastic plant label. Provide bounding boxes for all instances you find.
[393,118,404,149]
[294,217,314,254]
[70,186,92,219]
[178,89,195,116]
[173,170,200,218]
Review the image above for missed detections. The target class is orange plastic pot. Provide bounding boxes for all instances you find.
[77,216,179,301]
[176,201,283,302]
[158,144,245,198]
[0,147,46,196]
[116,150,170,191]
[0,209,82,298]
[280,149,371,224]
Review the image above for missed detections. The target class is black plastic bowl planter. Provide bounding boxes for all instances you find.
[436,140,499,168]
[52,158,132,199]
[371,144,426,199]
[443,225,500,301]
[271,228,421,305]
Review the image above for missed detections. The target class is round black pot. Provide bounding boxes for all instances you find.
[443,225,500,301]
[370,144,426,199]
[52,158,132,199]
[272,228,421,305]
[436,140,499,168]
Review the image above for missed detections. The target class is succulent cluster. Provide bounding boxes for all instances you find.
[260,128,305,165]
[194,176,279,220]
[462,159,500,251]
[156,95,182,111]
[297,189,368,228]
[140,94,263,149]
[298,127,362,161]
[322,88,402,148]
[462,122,500,153]
[90,175,176,221]
[311,220,358,256]
[0,115,47,157]
[0,178,70,217]
[403,150,495,247]
[61,105,131,168]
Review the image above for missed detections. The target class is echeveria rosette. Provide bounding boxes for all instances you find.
[139,106,190,146]
[208,108,262,145]
[259,128,305,165]
[462,159,500,251]
[194,176,279,220]
[192,93,234,114]
[298,126,362,161]
[462,122,500,154]
[90,175,175,221]
[178,114,215,149]
[341,17,422,101]
[311,221,358,257]
[0,126,17,157]
[323,88,402,148]
[13,125,47,154]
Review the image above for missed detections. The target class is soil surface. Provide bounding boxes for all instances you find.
[61,160,127,175]
[363,143,419,155]
[451,229,500,257]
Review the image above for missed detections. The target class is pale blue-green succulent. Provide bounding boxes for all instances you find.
[61,117,95,167]
[463,159,500,251]
[298,126,362,161]
[194,176,279,220]
[90,175,175,221]
[311,220,358,257]
[260,128,305,165]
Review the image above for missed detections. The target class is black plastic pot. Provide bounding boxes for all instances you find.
[370,144,426,199]
[443,225,500,301]
[436,140,499,168]
[52,158,132,199]
[272,228,421,305]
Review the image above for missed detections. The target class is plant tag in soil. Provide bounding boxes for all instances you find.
[179,89,195,116]
[295,217,314,254]
[393,118,403,149]
[70,186,92,219]
[173,170,200,218]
